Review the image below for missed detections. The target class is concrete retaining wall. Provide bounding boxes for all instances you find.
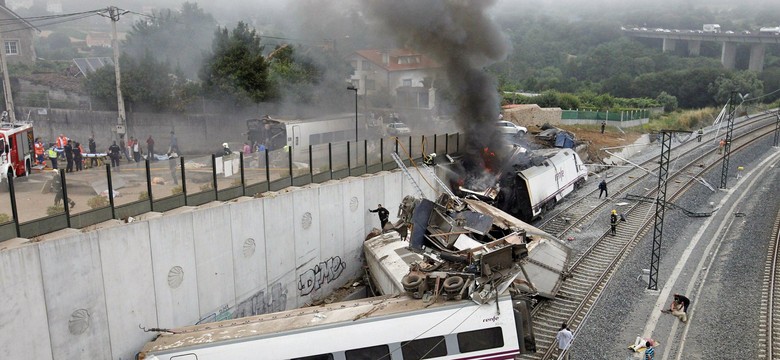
[0,168,436,359]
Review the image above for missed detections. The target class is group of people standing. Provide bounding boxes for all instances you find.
[42,133,92,172]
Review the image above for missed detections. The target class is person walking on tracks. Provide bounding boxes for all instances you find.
[718,138,726,155]
[610,209,618,236]
[600,120,606,134]
[555,322,574,360]
[598,179,608,199]
[369,204,390,230]
[697,127,703,142]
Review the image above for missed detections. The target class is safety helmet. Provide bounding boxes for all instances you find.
[611,210,617,214]
[222,143,229,148]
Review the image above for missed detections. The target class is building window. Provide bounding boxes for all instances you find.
[349,60,357,73]
[351,79,360,89]
[361,60,372,71]
[402,79,412,87]
[4,40,19,56]
[366,79,376,91]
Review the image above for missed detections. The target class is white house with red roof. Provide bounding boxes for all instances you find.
[347,49,441,109]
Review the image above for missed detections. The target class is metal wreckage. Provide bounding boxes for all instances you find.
[363,184,573,352]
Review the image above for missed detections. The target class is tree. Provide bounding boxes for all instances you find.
[123,2,217,80]
[707,71,764,105]
[655,91,678,112]
[200,21,273,104]
[83,53,200,112]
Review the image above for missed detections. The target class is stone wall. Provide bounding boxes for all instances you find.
[502,104,562,130]
[20,107,262,155]
[0,168,437,359]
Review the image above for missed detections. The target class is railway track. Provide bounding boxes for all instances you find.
[760,206,780,359]
[537,112,776,239]
[520,119,778,360]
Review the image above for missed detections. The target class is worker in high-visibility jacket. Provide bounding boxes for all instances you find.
[47,146,59,169]
[56,134,68,148]
[34,138,45,165]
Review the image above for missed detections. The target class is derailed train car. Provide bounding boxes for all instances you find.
[461,148,588,222]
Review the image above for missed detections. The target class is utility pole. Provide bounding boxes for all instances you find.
[100,6,128,142]
[0,22,16,122]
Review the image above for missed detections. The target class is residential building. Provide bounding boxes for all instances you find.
[0,0,38,66]
[346,49,441,109]
[85,32,112,48]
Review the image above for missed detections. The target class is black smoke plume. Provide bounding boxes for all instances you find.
[363,0,511,187]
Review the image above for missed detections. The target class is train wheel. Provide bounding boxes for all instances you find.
[402,274,424,291]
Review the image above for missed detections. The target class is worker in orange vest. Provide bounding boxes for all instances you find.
[56,134,68,148]
[33,137,45,165]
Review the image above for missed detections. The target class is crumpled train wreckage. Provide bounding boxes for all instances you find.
[364,192,572,306]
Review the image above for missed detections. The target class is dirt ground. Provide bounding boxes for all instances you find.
[531,124,643,164]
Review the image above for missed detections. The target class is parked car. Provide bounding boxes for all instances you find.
[386,122,411,136]
[495,121,528,135]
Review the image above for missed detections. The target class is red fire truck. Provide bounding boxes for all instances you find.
[0,120,34,189]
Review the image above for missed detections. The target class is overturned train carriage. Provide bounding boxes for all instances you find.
[494,148,587,222]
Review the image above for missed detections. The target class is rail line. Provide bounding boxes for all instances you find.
[520,120,778,359]
[537,112,776,239]
[759,206,780,359]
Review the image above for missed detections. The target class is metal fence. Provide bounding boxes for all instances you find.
[561,109,651,121]
[0,133,461,242]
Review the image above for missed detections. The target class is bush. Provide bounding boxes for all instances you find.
[171,185,183,195]
[199,182,213,192]
[138,191,149,201]
[0,213,10,223]
[87,196,109,209]
[46,205,64,216]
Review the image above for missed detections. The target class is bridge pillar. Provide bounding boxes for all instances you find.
[688,40,701,56]
[749,44,766,72]
[662,38,676,52]
[721,42,737,69]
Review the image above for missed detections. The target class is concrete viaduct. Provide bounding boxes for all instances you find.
[623,29,780,71]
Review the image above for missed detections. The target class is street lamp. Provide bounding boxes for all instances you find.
[347,85,358,142]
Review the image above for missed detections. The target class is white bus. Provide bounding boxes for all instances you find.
[136,294,534,360]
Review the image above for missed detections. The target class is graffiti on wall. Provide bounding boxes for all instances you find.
[297,256,347,296]
[196,282,288,324]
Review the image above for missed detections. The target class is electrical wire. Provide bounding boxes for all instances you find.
[0,9,104,34]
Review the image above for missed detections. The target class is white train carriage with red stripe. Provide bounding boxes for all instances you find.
[136,294,533,360]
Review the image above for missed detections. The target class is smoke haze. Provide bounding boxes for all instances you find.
[362,0,511,178]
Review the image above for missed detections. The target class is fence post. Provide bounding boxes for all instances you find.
[239,152,245,196]
[288,147,293,186]
[456,133,460,153]
[145,159,154,212]
[309,145,313,179]
[264,149,270,187]
[60,169,71,228]
[445,133,449,155]
[180,157,188,206]
[347,141,351,177]
[380,138,384,170]
[8,175,20,237]
[211,154,218,200]
[433,134,437,155]
[364,140,368,173]
[106,164,116,219]
[328,143,333,180]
